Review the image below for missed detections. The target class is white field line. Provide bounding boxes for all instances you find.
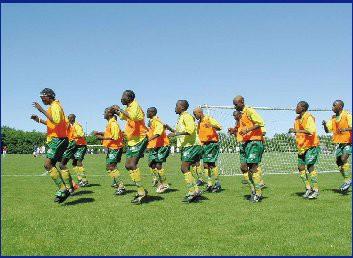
[1,170,340,177]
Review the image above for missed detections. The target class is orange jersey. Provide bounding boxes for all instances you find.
[103,117,124,149]
[197,115,221,144]
[238,109,264,142]
[147,116,169,148]
[329,111,352,144]
[46,100,67,140]
[294,112,319,151]
[67,122,87,145]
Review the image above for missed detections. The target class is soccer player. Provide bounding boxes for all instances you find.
[111,90,148,204]
[30,88,71,203]
[168,100,203,203]
[322,100,352,193]
[193,107,222,192]
[232,96,266,202]
[67,114,89,187]
[146,107,171,193]
[94,108,126,195]
[289,101,320,199]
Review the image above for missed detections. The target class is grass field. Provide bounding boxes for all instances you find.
[1,154,352,255]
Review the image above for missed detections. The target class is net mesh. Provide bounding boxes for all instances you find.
[200,105,351,176]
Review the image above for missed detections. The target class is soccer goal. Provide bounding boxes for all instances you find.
[200,104,351,176]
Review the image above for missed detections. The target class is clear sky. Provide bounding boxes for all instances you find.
[1,4,352,136]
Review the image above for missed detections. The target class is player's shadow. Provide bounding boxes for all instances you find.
[143,195,164,203]
[323,188,351,195]
[72,190,94,196]
[63,197,95,206]
[85,183,101,187]
[165,188,179,193]
[294,192,305,197]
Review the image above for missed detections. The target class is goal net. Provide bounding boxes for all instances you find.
[86,145,106,154]
[200,104,351,176]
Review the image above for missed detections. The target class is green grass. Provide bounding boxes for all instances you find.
[1,154,352,255]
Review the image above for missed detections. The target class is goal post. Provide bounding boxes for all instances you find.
[200,104,351,176]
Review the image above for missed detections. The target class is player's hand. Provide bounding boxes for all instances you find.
[168,133,176,138]
[30,114,39,122]
[32,102,44,113]
[322,120,326,126]
[239,128,248,135]
[288,128,296,134]
[228,128,235,135]
[93,131,100,135]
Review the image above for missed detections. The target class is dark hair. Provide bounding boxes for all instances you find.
[178,100,189,110]
[298,101,309,111]
[335,99,344,108]
[147,107,157,115]
[40,88,56,99]
[124,90,135,101]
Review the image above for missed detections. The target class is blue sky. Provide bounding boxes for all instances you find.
[1,4,352,136]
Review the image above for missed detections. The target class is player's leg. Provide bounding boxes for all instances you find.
[106,148,125,195]
[336,144,352,192]
[193,161,204,186]
[148,149,159,187]
[306,147,320,199]
[125,138,148,204]
[247,141,265,202]
[155,146,170,193]
[297,151,311,198]
[204,162,213,192]
[74,145,89,187]
[46,138,70,202]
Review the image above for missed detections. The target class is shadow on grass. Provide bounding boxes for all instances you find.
[165,188,179,193]
[71,190,94,196]
[294,192,305,197]
[63,197,95,206]
[323,188,351,195]
[85,183,101,187]
[143,195,164,203]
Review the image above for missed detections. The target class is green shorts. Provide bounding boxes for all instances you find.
[181,145,203,163]
[239,141,264,164]
[148,146,170,164]
[335,143,352,158]
[202,142,220,163]
[298,146,320,166]
[46,138,69,163]
[73,145,87,161]
[126,137,148,159]
[62,140,77,160]
[106,148,123,165]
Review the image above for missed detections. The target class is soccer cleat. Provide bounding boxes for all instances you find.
[68,188,76,196]
[212,181,222,193]
[251,194,262,203]
[115,187,126,196]
[156,184,170,194]
[131,190,148,205]
[259,183,266,189]
[54,190,70,203]
[308,190,319,199]
[111,183,119,188]
[241,179,248,185]
[182,194,198,203]
[340,181,352,193]
[79,180,89,187]
[205,184,213,192]
[302,189,312,198]
[196,179,205,186]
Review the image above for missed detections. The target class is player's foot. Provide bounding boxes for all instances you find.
[241,179,248,185]
[196,179,205,186]
[182,193,198,203]
[115,187,126,196]
[308,190,319,199]
[79,180,89,187]
[340,181,351,193]
[251,194,262,203]
[212,182,222,193]
[111,183,119,188]
[131,190,148,205]
[302,189,312,198]
[259,183,266,189]
[54,189,70,203]
[205,184,213,192]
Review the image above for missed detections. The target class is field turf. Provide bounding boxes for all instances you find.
[1,154,352,255]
